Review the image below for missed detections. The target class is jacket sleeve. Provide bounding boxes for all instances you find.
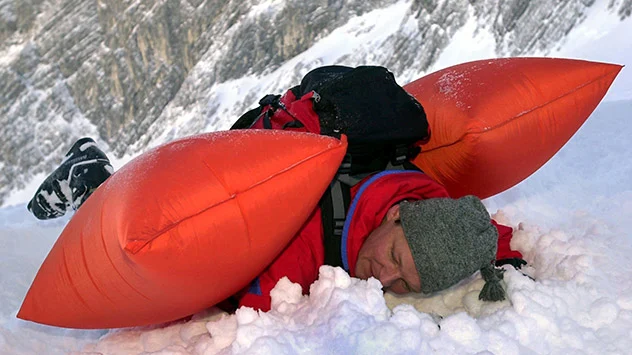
[491,220,523,260]
[232,209,325,312]
[236,246,321,312]
[236,273,276,312]
[215,269,288,312]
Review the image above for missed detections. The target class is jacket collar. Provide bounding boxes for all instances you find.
[341,171,448,276]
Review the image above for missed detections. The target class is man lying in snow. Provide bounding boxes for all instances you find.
[27,66,525,313]
[224,169,525,311]
[27,142,525,313]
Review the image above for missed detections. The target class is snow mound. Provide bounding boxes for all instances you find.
[86,218,632,354]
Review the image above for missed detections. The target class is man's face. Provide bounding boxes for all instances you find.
[354,204,421,294]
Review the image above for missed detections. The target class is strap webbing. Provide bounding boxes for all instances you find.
[321,178,350,268]
[331,179,350,237]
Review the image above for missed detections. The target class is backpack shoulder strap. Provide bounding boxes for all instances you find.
[320,154,355,268]
[320,178,350,268]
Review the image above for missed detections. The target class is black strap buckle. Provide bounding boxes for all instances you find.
[391,145,420,165]
[333,219,345,237]
[338,154,352,174]
[259,94,281,109]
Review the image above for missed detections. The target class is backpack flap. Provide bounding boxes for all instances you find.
[309,66,430,175]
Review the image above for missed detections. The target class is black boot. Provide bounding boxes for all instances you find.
[27,137,113,220]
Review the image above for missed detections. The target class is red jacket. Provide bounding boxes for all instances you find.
[232,170,522,311]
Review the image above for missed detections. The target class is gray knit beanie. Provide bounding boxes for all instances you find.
[399,196,506,301]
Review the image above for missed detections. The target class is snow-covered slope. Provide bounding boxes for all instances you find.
[1,99,630,355]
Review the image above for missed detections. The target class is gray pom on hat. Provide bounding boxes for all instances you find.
[399,195,505,301]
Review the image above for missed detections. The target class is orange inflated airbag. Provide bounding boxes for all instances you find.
[405,57,622,199]
[18,130,347,329]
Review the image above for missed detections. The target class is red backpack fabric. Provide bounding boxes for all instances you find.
[248,90,322,133]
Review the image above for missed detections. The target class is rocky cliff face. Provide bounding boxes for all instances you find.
[0,0,629,205]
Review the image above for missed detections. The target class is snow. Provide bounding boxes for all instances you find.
[426,8,497,74]
[1,1,632,354]
[0,43,25,66]
[248,0,286,19]
[547,0,632,102]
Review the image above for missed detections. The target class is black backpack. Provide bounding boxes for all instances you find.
[231,65,430,267]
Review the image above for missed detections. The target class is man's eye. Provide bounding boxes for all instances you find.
[391,248,398,264]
